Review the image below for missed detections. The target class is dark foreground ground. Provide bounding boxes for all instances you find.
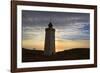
[22,48,90,62]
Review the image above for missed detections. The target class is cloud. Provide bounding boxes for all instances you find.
[22,26,45,40]
[22,10,90,27]
[22,10,90,41]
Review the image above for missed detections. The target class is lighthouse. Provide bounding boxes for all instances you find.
[44,22,55,56]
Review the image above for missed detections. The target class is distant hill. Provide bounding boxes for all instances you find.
[22,48,90,62]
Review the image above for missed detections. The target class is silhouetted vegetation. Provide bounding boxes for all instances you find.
[22,48,90,62]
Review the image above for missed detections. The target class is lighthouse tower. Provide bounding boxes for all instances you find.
[44,22,55,56]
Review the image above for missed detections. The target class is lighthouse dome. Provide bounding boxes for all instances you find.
[48,22,53,28]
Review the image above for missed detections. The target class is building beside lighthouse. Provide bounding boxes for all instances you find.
[44,22,55,56]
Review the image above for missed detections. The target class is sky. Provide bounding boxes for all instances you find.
[22,10,90,52]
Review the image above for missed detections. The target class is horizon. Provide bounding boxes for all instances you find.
[22,47,90,52]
